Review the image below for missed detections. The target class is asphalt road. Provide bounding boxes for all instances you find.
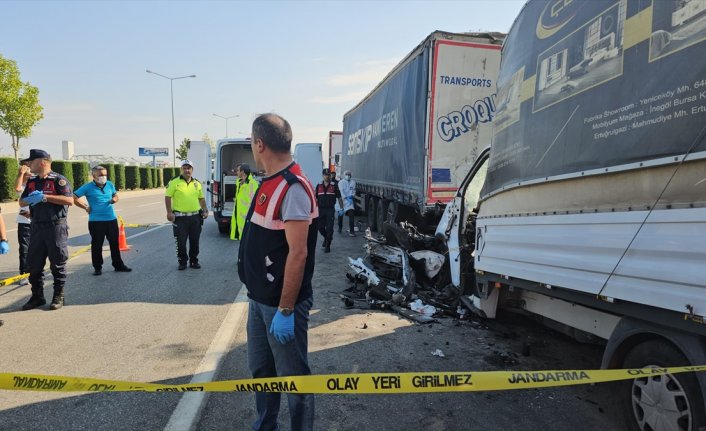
[0,189,627,430]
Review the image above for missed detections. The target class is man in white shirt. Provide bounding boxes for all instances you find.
[337,170,356,237]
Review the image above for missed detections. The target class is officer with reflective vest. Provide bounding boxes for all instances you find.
[19,149,74,311]
[238,113,318,430]
[230,163,259,240]
[165,159,209,270]
[315,168,343,253]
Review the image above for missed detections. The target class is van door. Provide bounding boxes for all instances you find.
[435,148,490,290]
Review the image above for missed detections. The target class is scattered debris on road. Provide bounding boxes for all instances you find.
[341,223,472,324]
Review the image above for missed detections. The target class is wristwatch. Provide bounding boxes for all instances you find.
[41,195,47,203]
[278,307,293,316]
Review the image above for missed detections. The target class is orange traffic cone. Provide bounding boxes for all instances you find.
[118,221,130,251]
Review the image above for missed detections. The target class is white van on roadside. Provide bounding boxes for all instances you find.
[212,137,257,234]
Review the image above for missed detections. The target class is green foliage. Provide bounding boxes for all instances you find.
[51,161,74,190]
[125,166,140,190]
[99,163,116,185]
[176,137,191,161]
[0,157,19,201]
[114,164,126,190]
[71,161,91,189]
[139,167,152,189]
[152,167,163,188]
[0,54,44,160]
[163,167,175,185]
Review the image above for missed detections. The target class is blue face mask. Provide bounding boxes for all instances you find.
[345,175,351,181]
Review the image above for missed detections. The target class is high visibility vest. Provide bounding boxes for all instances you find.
[230,174,259,240]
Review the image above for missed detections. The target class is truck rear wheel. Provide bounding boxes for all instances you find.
[620,339,705,431]
[367,198,378,232]
[376,199,388,234]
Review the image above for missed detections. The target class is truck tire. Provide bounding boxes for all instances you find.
[376,199,388,234]
[387,201,398,224]
[367,198,378,232]
[620,339,706,431]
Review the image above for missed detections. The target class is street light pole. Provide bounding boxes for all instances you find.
[213,113,239,138]
[146,69,196,166]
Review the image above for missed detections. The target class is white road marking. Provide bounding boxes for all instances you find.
[164,285,249,431]
[137,201,162,207]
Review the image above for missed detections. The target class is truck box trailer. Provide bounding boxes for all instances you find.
[437,1,706,428]
[341,31,503,232]
[186,140,212,210]
[327,131,342,173]
[292,143,323,186]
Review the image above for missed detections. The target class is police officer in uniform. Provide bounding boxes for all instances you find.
[165,159,209,270]
[314,168,343,253]
[19,149,74,311]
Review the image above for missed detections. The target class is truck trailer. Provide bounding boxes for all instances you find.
[437,1,706,429]
[341,31,503,232]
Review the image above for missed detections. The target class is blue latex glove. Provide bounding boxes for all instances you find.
[337,209,344,217]
[24,190,44,206]
[0,241,8,255]
[346,196,354,204]
[269,310,295,344]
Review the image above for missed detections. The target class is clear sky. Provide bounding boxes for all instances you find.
[0,0,526,164]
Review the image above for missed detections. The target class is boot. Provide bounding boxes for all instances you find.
[21,295,46,311]
[50,289,64,310]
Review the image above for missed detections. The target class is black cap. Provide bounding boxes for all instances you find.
[21,149,51,163]
[322,168,331,175]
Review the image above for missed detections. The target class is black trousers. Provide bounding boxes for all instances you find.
[88,219,125,270]
[27,221,69,297]
[173,214,202,264]
[317,207,335,245]
[338,210,355,233]
[17,223,31,274]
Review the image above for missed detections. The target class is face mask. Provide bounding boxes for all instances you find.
[97,176,107,185]
[345,175,351,180]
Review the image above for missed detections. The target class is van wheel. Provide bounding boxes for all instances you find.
[218,220,230,234]
[620,340,706,431]
[376,199,388,234]
[367,198,378,232]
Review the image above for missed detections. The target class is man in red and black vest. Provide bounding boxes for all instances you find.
[19,149,74,311]
[315,168,343,253]
[237,113,318,431]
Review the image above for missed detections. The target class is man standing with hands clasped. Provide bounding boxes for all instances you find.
[73,166,132,275]
[19,149,74,311]
[238,113,318,431]
[337,169,356,236]
[165,159,208,270]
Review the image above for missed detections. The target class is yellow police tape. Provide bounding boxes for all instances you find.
[0,221,160,287]
[2,365,705,393]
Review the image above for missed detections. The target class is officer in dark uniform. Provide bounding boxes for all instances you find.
[19,149,74,311]
[315,168,343,253]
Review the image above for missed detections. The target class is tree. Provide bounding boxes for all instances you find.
[176,137,190,160]
[0,54,44,161]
